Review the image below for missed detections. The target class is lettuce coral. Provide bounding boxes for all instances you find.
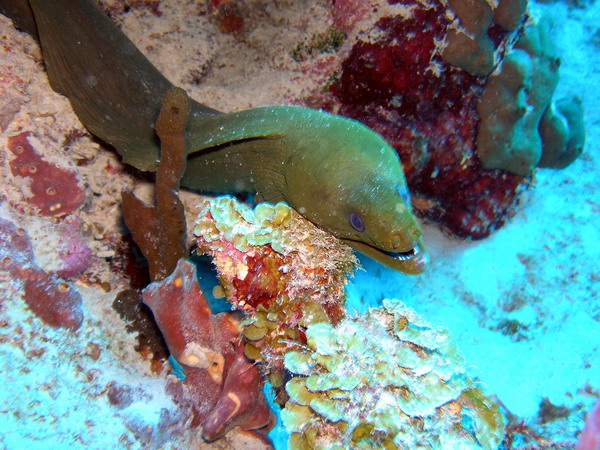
[282,299,505,449]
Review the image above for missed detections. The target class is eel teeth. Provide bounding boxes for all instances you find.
[383,243,422,261]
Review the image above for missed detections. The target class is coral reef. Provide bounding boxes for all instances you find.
[142,259,274,442]
[282,299,505,448]
[0,16,274,445]
[0,1,595,447]
[192,197,506,447]
[193,197,357,382]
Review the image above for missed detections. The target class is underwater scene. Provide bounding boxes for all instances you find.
[0,0,598,448]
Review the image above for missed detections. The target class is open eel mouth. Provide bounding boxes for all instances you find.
[342,239,429,275]
[380,245,421,261]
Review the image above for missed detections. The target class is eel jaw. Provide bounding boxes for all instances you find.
[343,239,429,275]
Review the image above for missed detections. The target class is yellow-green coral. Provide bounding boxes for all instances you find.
[194,196,356,269]
[282,299,505,449]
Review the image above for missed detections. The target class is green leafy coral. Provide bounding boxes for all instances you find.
[282,299,505,449]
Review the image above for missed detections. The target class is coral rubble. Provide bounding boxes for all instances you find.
[282,299,505,448]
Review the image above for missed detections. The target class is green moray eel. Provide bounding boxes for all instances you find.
[3,0,428,274]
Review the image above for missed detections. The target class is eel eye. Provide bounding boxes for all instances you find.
[397,184,411,205]
[349,211,365,232]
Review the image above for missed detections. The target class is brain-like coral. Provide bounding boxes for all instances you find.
[282,299,505,448]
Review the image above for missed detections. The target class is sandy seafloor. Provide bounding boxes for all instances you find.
[0,0,598,448]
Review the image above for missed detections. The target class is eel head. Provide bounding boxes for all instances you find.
[285,113,429,275]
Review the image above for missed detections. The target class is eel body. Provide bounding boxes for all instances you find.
[2,0,428,274]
